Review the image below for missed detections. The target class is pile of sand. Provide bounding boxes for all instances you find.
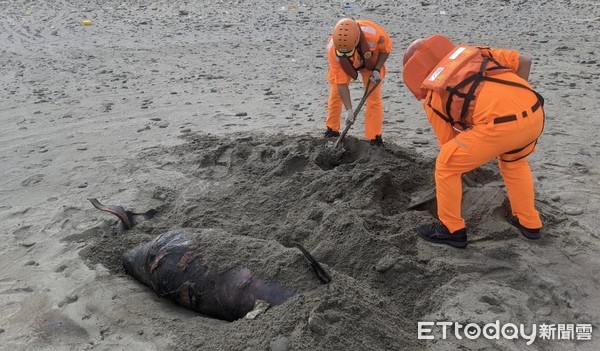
[73,133,572,350]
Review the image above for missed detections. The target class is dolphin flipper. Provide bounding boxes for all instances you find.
[293,242,332,284]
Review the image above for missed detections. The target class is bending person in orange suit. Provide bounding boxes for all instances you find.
[402,34,545,248]
[325,18,393,147]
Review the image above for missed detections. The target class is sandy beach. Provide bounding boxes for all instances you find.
[1,0,599,350]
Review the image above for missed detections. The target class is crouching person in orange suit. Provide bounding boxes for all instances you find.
[402,34,545,248]
[325,18,393,147]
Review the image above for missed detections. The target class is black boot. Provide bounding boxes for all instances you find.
[369,135,384,147]
[324,127,340,138]
[506,214,541,240]
[416,223,468,248]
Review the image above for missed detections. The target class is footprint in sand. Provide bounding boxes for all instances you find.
[20,174,44,186]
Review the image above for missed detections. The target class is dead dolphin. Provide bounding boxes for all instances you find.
[124,228,322,321]
[89,199,331,321]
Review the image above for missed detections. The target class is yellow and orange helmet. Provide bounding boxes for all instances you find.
[332,18,361,54]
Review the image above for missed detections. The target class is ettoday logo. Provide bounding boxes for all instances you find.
[418,321,593,345]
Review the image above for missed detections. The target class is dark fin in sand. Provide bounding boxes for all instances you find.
[88,198,157,230]
[140,208,158,220]
[293,242,331,284]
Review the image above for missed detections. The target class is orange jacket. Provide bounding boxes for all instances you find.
[327,20,393,85]
[424,48,539,146]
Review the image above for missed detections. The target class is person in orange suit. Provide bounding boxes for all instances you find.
[325,18,393,147]
[402,34,545,248]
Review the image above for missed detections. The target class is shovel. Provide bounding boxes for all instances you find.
[333,79,381,149]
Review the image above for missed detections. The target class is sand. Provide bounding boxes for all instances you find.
[1,0,599,350]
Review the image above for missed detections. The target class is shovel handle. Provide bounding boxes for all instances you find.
[333,122,352,149]
[333,79,381,149]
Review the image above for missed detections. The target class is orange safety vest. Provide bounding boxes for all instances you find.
[404,36,544,131]
[337,27,377,80]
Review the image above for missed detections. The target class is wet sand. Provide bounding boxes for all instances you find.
[1,1,599,350]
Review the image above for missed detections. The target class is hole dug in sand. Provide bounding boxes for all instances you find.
[313,137,365,171]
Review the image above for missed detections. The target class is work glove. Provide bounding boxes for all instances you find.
[345,108,355,126]
[369,69,381,84]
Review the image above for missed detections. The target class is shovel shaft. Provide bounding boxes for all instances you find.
[333,121,352,149]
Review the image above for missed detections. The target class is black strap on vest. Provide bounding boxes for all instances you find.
[426,55,496,131]
[445,56,505,125]
[428,53,545,132]
[427,93,466,130]
[339,56,359,80]
[426,51,546,161]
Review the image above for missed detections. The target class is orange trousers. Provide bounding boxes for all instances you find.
[326,67,386,140]
[435,105,544,232]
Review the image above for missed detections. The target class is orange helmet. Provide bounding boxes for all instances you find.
[332,18,360,53]
[403,38,425,66]
[402,35,455,100]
